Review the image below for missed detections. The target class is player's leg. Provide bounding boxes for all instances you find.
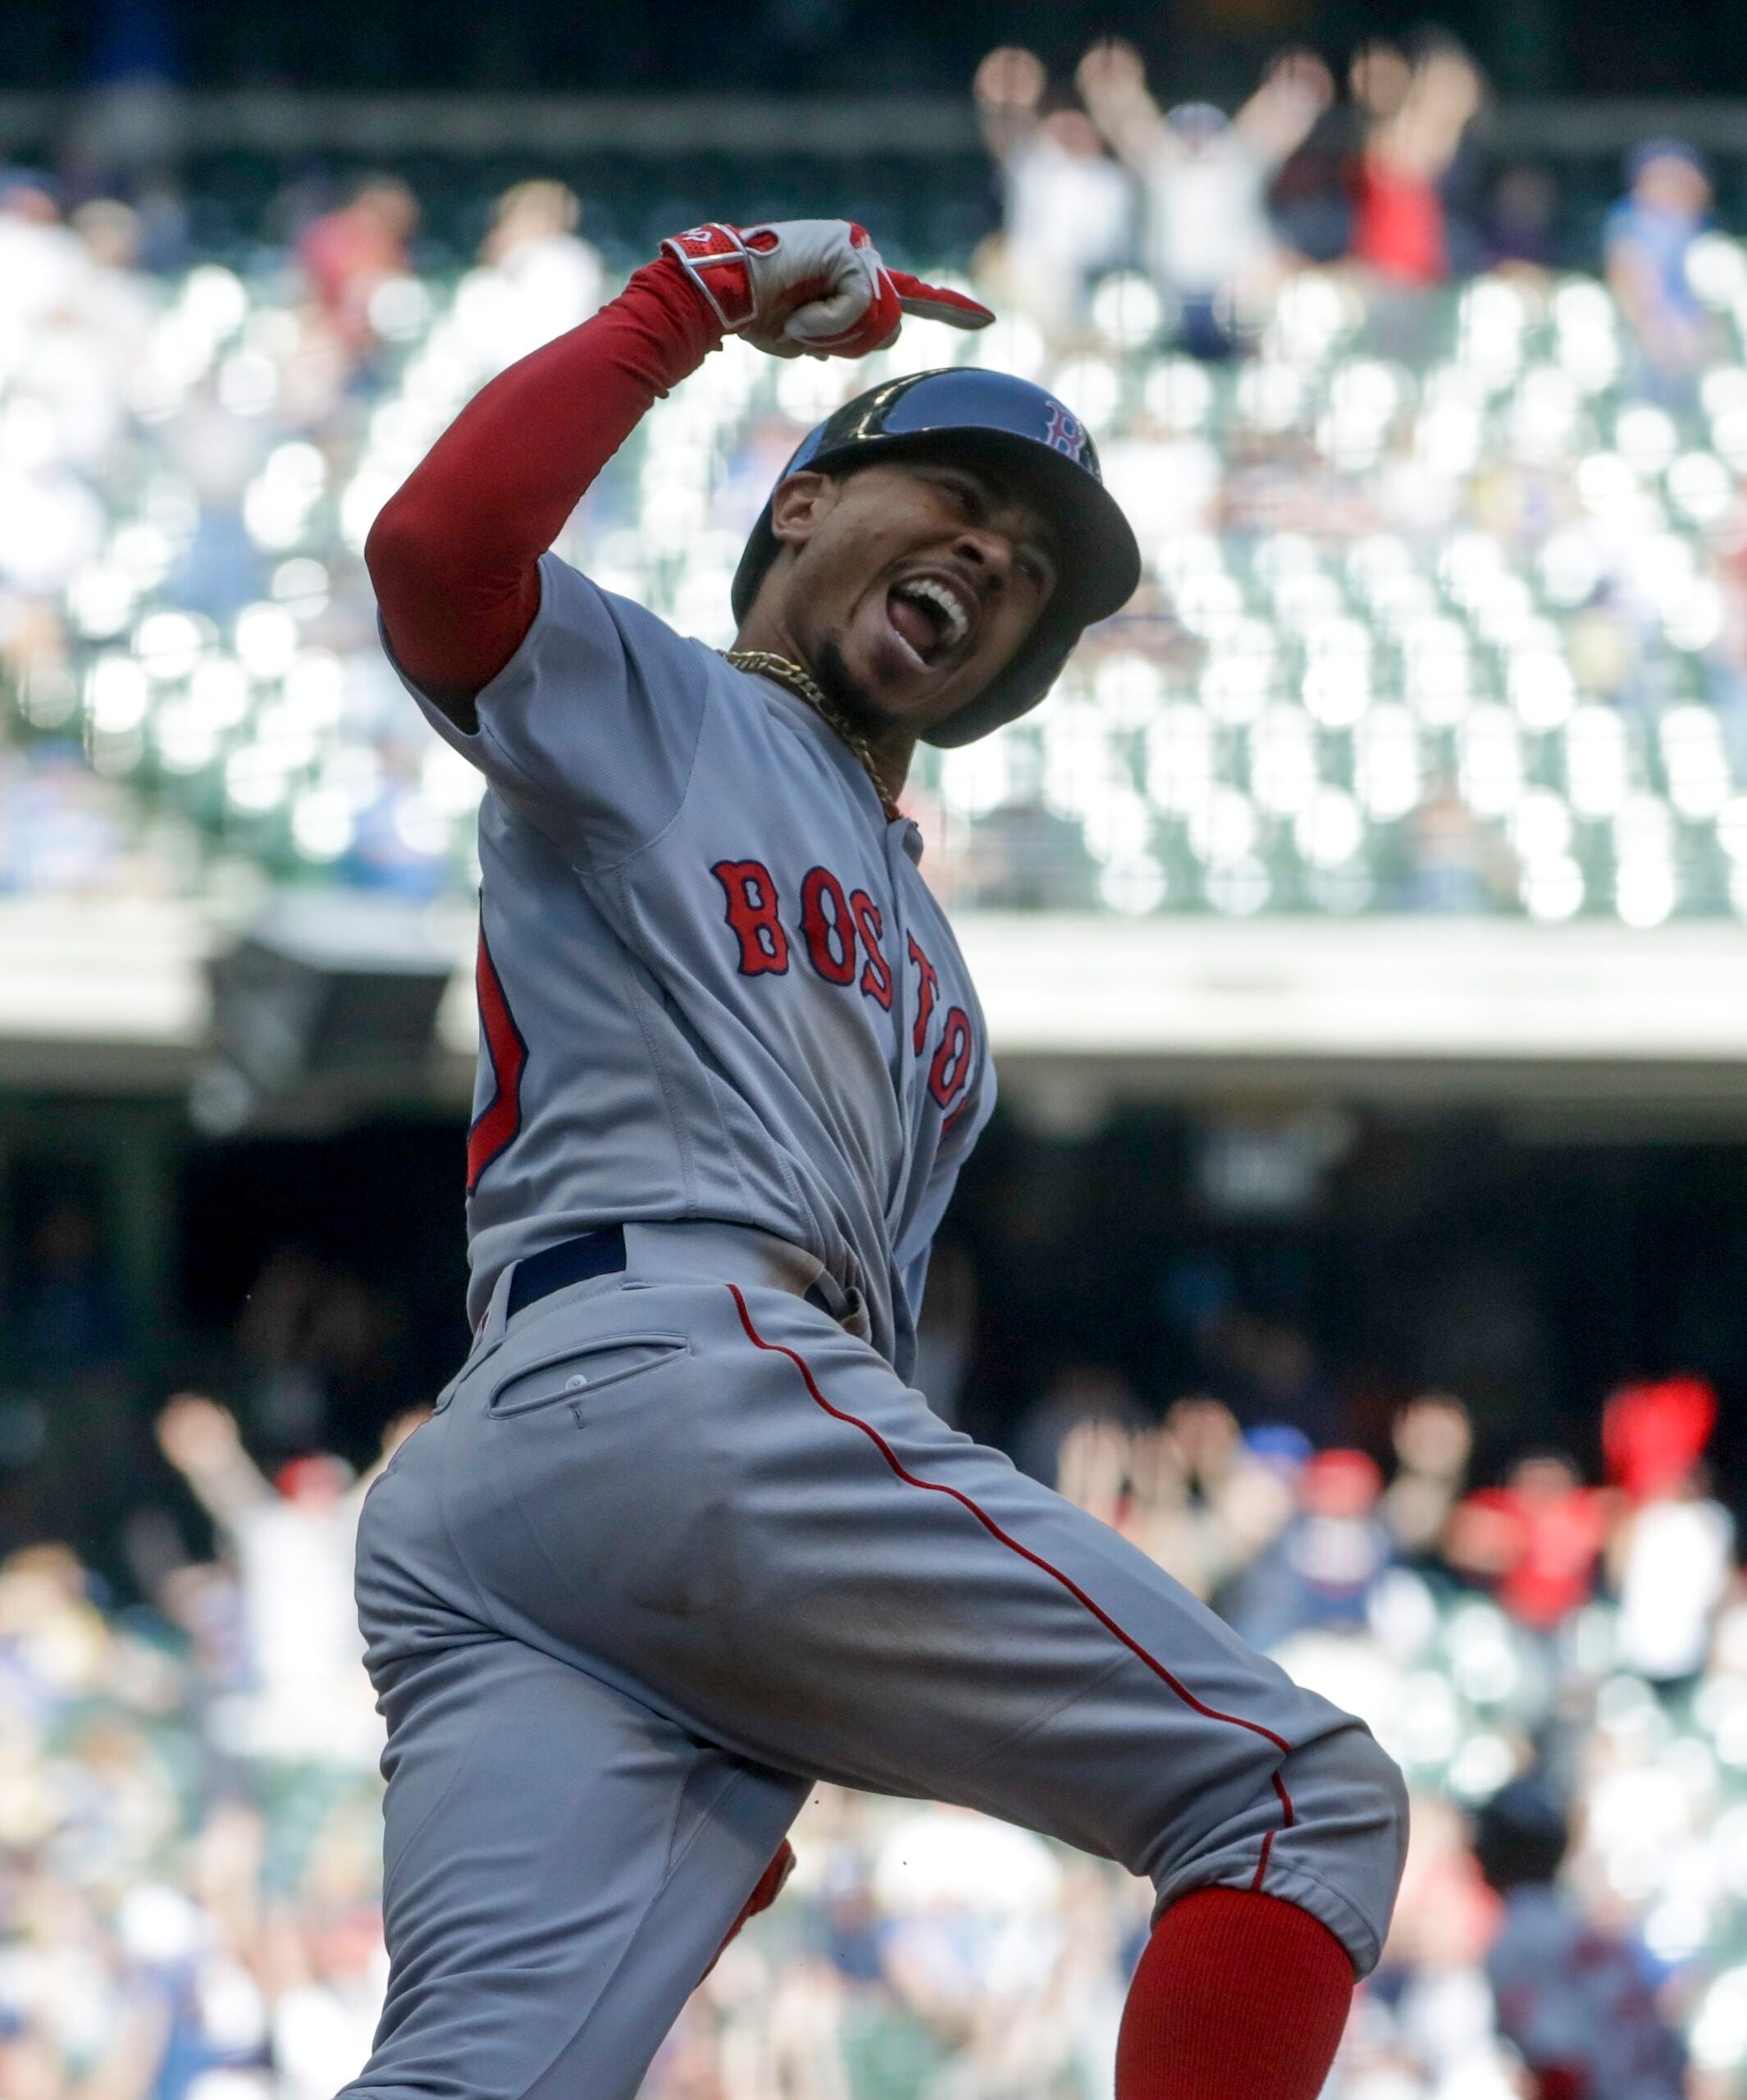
[341,1428,807,2100]
[688,1289,1405,2100]
[1113,1883,1357,2100]
[436,1281,1404,2100]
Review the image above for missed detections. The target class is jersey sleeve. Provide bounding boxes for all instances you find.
[386,552,711,867]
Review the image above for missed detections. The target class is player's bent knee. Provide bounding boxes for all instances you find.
[1337,1721,1411,1869]
[1151,1713,1409,1980]
[1277,1719,1410,1974]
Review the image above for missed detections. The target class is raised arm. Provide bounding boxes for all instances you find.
[1371,42,1483,180]
[1234,50,1335,171]
[974,46,1047,165]
[1075,39,1172,173]
[156,1393,276,1531]
[366,221,992,728]
[365,255,718,721]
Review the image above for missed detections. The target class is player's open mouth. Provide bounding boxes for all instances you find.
[885,571,974,672]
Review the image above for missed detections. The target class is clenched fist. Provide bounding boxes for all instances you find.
[663,218,993,360]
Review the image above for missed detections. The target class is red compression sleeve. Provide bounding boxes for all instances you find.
[1115,1889,1355,2100]
[365,254,723,704]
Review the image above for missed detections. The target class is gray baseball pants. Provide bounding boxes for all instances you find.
[341,1225,1407,2100]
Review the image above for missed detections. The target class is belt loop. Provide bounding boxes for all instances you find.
[800,1264,850,1322]
[478,1258,519,1349]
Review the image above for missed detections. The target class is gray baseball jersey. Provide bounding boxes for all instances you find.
[391,550,992,1381]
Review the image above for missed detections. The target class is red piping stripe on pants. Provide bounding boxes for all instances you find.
[725,1285,1294,1892]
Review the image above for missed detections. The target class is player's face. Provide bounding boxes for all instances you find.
[764,461,1060,738]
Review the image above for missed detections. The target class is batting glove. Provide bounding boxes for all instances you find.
[663,218,992,358]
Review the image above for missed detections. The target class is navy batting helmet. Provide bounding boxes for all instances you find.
[730,368,1141,748]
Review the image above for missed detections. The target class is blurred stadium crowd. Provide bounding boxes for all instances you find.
[4,1367,1746,2097]
[3,34,1747,921]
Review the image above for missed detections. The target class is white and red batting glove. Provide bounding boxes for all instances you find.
[663,218,992,358]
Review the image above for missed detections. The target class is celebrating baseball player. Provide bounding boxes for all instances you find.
[349,217,1406,2100]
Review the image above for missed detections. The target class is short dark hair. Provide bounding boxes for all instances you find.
[1473,1777,1569,1892]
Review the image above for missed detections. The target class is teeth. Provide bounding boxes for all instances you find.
[896,577,969,647]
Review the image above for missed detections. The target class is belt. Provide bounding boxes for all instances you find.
[505,1225,837,1322]
[505,1226,629,1319]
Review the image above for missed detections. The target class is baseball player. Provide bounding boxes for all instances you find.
[349,217,1407,2100]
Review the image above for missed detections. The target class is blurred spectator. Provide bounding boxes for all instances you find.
[1446,1452,1612,1633]
[1122,1399,1299,1600]
[0,174,84,322]
[264,1896,390,2100]
[1403,781,1489,911]
[1476,1776,1687,2099]
[1051,1416,1133,1545]
[476,180,604,368]
[154,1392,422,1765]
[1603,1376,1734,1687]
[295,176,419,358]
[1354,1789,1507,2090]
[1605,140,1716,390]
[972,46,1133,345]
[1220,1447,1393,1648]
[72,194,149,288]
[1076,39,1333,358]
[1614,1472,1734,1689]
[1348,36,1484,289]
[1488,160,1562,272]
[1383,1393,1474,1564]
[1603,1374,1717,1507]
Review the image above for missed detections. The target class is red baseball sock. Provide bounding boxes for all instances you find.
[704,1840,796,1978]
[1115,1888,1356,2100]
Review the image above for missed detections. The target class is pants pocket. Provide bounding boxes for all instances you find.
[486,1333,690,1418]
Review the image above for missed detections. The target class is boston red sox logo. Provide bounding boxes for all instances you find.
[1044,403,1088,461]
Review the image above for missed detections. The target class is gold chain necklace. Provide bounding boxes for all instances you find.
[720,650,898,817]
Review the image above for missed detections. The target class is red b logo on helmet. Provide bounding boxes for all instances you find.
[1043,404,1087,460]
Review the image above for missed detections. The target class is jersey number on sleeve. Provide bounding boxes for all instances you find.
[468,927,528,1193]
